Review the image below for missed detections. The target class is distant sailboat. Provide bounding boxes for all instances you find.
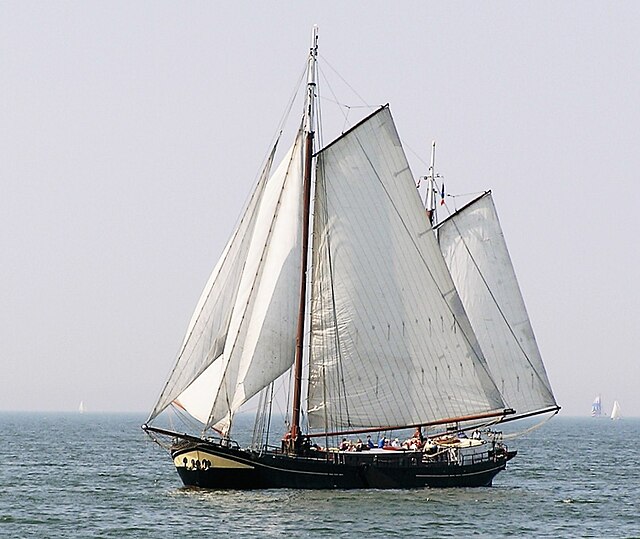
[591,395,603,417]
[78,401,85,414]
[611,400,621,421]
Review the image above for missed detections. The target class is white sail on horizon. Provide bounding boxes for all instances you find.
[591,394,603,417]
[611,400,621,420]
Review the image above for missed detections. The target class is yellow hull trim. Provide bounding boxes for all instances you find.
[174,450,254,470]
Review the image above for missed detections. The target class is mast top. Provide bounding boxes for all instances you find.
[305,26,318,135]
[310,25,319,58]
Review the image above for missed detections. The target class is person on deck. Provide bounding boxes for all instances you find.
[366,435,375,449]
[423,438,437,455]
[281,431,293,452]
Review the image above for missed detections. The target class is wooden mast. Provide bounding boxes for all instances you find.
[290,25,318,448]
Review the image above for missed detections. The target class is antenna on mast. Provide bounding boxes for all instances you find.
[425,141,438,226]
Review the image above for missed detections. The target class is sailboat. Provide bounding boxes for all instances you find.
[591,394,604,417]
[610,400,621,420]
[78,401,85,414]
[142,28,559,489]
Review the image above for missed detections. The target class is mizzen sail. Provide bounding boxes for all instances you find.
[437,192,557,418]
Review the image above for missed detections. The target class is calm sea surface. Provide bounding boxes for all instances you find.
[0,413,637,538]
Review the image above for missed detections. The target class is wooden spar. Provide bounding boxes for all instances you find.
[291,130,313,440]
[142,424,209,444]
[290,26,318,441]
[492,405,560,425]
[306,408,516,439]
[427,405,561,439]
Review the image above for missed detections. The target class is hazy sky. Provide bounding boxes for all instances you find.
[2,2,639,417]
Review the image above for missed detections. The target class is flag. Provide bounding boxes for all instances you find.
[440,182,445,205]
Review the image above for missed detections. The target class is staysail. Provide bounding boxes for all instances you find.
[437,192,557,419]
[148,130,305,434]
[308,107,506,433]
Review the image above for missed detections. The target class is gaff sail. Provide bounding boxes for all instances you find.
[437,192,558,420]
[308,107,506,433]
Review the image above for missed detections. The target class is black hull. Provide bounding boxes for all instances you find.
[171,440,513,490]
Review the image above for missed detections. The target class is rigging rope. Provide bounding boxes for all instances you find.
[500,410,559,440]
[318,54,371,108]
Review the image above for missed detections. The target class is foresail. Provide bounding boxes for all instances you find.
[147,143,278,424]
[149,132,304,432]
[171,358,227,424]
[309,107,505,433]
[204,129,305,433]
[437,192,557,418]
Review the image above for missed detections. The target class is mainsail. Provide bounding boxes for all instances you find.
[308,107,506,432]
[437,192,558,419]
[148,130,305,434]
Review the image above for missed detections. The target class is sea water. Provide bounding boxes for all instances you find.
[0,413,638,538]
